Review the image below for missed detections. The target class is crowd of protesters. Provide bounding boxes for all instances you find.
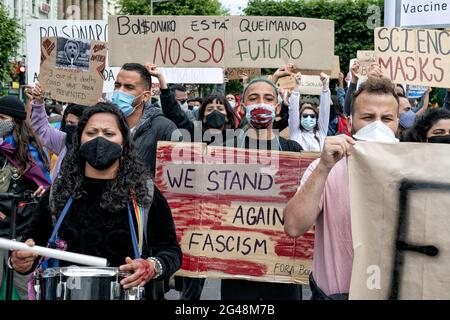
[0,55,450,301]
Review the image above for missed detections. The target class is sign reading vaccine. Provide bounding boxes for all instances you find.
[399,0,450,28]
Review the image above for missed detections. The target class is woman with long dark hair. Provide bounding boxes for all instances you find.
[0,95,50,299]
[9,103,182,300]
[403,108,450,143]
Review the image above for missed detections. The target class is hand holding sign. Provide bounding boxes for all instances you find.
[320,72,329,90]
[351,60,361,84]
[368,64,383,79]
[239,72,249,86]
[272,64,295,84]
[31,82,44,104]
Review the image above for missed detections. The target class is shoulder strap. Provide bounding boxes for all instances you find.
[48,196,74,246]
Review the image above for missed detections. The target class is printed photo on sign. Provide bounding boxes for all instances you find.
[56,38,90,71]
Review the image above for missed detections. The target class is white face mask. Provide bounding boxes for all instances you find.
[228,101,235,108]
[353,120,399,143]
[179,102,188,111]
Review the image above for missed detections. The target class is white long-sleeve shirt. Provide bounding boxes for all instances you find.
[288,88,331,152]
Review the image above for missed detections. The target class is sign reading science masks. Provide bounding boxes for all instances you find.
[108,15,335,70]
[375,27,450,88]
[155,142,318,284]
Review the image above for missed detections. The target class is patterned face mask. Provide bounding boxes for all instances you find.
[0,120,15,138]
[245,103,276,129]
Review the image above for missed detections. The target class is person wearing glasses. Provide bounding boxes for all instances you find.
[288,72,331,152]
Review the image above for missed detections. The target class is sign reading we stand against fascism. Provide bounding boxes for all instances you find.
[40,37,107,105]
[155,142,318,284]
[108,16,335,70]
[375,27,450,87]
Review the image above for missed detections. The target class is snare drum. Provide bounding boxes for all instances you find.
[34,267,145,300]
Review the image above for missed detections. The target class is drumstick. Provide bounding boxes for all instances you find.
[0,238,107,267]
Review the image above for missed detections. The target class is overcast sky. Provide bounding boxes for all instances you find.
[221,0,249,15]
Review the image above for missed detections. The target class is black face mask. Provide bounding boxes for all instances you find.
[64,125,77,148]
[79,137,122,170]
[428,135,450,144]
[204,110,226,129]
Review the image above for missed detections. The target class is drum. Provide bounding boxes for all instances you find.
[34,267,145,300]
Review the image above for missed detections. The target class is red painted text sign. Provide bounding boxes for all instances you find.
[108,15,334,70]
[155,142,318,284]
[375,27,450,87]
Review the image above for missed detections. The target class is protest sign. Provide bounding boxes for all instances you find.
[374,27,450,88]
[108,15,334,70]
[356,50,376,77]
[349,142,450,299]
[408,85,428,99]
[26,19,224,90]
[399,0,450,28]
[39,37,106,105]
[155,141,318,284]
[226,68,261,80]
[299,75,323,95]
[276,75,297,90]
[299,55,341,79]
[276,75,322,95]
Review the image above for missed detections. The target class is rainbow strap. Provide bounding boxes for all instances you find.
[127,193,145,258]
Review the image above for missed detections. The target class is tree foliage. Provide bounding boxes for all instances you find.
[118,0,224,16]
[244,0,384,72]
[0,4,22,86]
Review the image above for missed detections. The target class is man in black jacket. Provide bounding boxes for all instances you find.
[112,63,178,176]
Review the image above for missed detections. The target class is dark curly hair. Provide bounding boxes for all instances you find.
[51,103,152,213]
[403,108,450,142]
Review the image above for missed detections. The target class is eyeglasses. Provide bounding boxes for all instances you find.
[302,114,317,119]
[178,99,187,104]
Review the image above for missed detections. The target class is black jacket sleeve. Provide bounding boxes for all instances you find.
[18,190,54,274]
[344,82,357,116]
[160,88,195,139]
[147,186,182,281]
[273,100,289,131]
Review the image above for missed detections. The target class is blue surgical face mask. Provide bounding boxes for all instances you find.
[301,115,317,131]
[399,110,416,129]
[112,91,141,117]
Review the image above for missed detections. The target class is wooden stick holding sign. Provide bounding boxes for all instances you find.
[40,37,107,105]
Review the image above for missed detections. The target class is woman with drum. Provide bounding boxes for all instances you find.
[9,103,182,300]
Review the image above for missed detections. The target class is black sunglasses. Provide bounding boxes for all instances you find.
[302,114,317,119]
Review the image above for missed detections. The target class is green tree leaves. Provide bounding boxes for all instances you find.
[0,4,22,87]
[119,0,223,16]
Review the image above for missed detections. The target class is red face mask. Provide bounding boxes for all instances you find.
[245,104,276,129]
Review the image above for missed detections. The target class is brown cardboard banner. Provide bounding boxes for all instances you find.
[108,15,334,70]
[349,142,450,299]
[356,50,376,77]
[375,27,450,87]
[276,75,322,95]
[155,141,319,284]
[300,55,340,79]
[40,37,106,105]
[226,68,261,80]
